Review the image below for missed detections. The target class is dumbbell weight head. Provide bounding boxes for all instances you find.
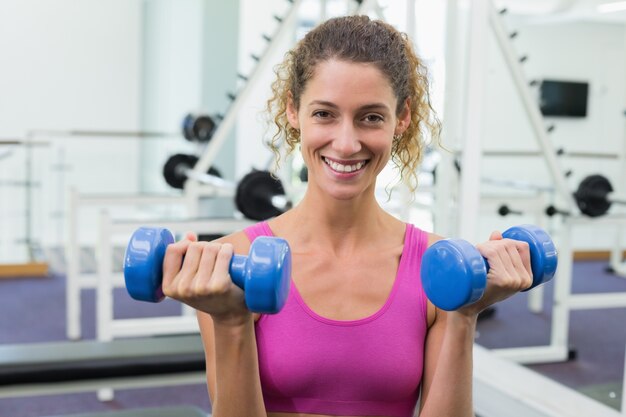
[502,224,557,290]
[230,236,292,313]
[422,239,487,311]
[124,227,292,313]
[124,227,173,302]
[421,224,557,311]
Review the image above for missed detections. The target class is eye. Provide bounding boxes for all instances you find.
[313,110,332,119]
[363,113,384,123]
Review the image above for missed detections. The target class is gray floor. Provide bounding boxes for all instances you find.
[475,259,626,410]
[0,247,211,417]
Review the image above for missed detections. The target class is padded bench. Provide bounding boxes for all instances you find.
[44,406,208,417]
[0,335,206,398]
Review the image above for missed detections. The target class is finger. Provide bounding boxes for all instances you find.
[185,231,198,242]
[511,240,533,289]
[162,239,193,290]
[477,243,506,281]
[489,230,503,241]
[208,244,235,294]
[194,243,222,295]
[178,241,206,279]
[497,240,531,291]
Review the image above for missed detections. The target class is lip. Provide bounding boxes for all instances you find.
[322,155,369,177]
[322,156,369,165]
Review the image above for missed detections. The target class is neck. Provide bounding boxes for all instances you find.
[279,184,394,255]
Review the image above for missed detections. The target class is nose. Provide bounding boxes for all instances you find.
[331,122,361,156]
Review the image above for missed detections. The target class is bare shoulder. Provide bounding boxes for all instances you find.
[213,230,252,255]
[426,232,446,247]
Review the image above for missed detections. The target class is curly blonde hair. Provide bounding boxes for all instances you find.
[266,15,440,193]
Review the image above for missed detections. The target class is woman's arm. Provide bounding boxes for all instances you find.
[418,231,532,417]
[197,311,266,417]
[162,231,267,417]
[418,307,476,417]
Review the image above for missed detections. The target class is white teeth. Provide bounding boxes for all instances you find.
[324,157,365,173]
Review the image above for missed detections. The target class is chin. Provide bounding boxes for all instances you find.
[326,186,369,202]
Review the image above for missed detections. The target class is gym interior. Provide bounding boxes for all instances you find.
[1,0,625,416]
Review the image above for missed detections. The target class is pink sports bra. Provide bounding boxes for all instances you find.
[245,221,429,417]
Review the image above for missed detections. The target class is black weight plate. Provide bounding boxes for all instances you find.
[235,170,285,220]
[163,154,197,189]
[163,153,221,189]
[192,115,216,143]
[181,114,216,142]
[575,174,613,217]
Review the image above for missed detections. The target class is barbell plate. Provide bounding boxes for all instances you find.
[235,170,286,221]
[181,113,216,143]
[575,174,613,217]
[163,153,221,189]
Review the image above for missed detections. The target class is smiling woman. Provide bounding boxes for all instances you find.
[267,16,440,196]
[284,59,406,201]
[155,14,538,417]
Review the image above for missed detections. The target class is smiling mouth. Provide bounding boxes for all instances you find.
[323,157,369,173]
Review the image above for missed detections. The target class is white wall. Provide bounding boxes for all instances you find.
[0,0,143,261]
[1,1,623,261]
[478,18,626,249]
[236,0,295,180]
[139,0,205,193]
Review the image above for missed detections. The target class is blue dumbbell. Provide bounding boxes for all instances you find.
[421,224,557,311]
[123,227,291,314]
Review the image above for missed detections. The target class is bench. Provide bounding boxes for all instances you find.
[0,335,206,398]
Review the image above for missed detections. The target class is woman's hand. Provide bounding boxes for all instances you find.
[457,231,533,317]
[161,232,251,326]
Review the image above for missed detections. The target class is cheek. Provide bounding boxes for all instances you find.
[371,136,394,156]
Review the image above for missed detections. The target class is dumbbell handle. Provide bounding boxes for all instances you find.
[229,254,251,290]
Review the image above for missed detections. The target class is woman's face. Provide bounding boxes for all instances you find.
[287,59,409,201]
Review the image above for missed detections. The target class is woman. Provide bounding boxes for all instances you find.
[162,15,532,417]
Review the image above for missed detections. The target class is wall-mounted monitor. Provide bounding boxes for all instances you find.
[539,79,589,118]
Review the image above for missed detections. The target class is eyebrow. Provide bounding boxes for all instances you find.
[308,100,391,112]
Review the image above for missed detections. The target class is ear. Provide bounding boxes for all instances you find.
[286,91,300,130]
[395,98,411,135]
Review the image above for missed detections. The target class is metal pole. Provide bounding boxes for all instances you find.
[458,0,489,241]
[66,188,81,340]
[434,0,461,237]
[406,0,416,39]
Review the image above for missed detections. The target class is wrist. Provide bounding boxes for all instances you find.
[212,312,254,330]
[446,310,478,329]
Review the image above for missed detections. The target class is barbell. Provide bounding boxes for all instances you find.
[496,174,624,218]
[572,174,625,217]
[547,174,625,218]
[162,153,223,190]
[162,153,291,221]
